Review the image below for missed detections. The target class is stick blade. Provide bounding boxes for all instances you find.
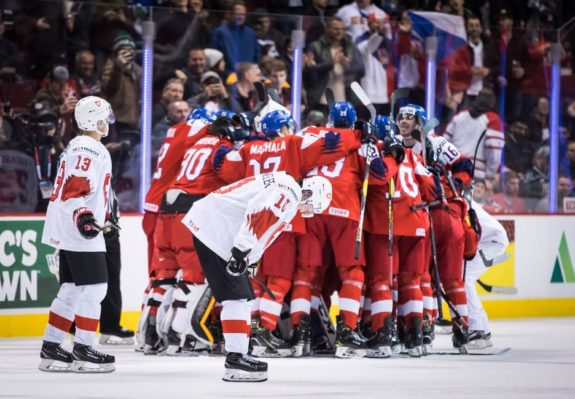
[423,117,439,135]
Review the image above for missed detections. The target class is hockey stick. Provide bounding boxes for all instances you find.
[252,81,268,115]
[390,88,409,121]
[476,279,518,295]
[479,250,510,267]
[325,88,335,109]
[267,86,281,104]
[350,82,376,260]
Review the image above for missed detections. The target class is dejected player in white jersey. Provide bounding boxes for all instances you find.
[39,96,115,373]
[182,172,332,382]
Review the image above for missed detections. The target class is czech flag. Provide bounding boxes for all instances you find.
[407,11,467,63]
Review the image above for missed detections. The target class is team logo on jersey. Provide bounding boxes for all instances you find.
[550,232,575,283]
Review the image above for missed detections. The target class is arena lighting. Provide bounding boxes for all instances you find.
[548,43,561,213]
[425,36,437,120]
[139,20,155,213]
[291,24,305,127]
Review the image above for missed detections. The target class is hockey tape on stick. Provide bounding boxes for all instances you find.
[477,279,518,295]
[351,81,376,122]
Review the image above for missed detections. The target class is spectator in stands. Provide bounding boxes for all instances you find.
[210,1,260,73]
[520,145,550,209]
[504,119,533,175]
[65,0,95,68]
[356,12,394,116]
[0,102,13,148]
[535,175,574,212]
[252,9,284,58]
[152,100,190,158]
[204,48,226,79]
[101,32,142,141]
[441,0,473,18]
[303,0,337,46]
[304,17,365,112]
[0,15,18,80]
[445,89,503,180]
[304,109,327,127]
[461,15,499,109]
[473,178,499,213]
[526,97,550,144]
[188,71,233,112]
[175,48,208,99]
[495,9,528,122]
[71,50,102,98]
[491,170,525,213]
[395,10,426,107]
[567,140,575,178]
[335,0,389,42]
[268,60,292,109]
[228,62,261,113]
[152,78,185,126]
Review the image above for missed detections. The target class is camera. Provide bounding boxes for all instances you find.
[13,100,60,148]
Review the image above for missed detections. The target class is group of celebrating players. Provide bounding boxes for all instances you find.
[136,91,488,367]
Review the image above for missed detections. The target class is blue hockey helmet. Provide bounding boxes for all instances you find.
[215,109,235,120]
[374,115,392,140]
[260,110,295,137]
[187,107,216,122]
[328,102,357,128]
[397,104,426,126]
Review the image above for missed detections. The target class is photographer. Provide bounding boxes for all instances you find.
[188,71,233,112]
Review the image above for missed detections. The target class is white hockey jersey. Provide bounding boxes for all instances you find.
[182,172,302,265]
[42,135,112,252]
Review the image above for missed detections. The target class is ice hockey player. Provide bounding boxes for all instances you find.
[145,113,246,356]
[363,114,437,357]
[215,104,362,358]
[289,102,389,358]
[182,172,332,382]
[397,104,479,351]
[39,96,116,373]
[464,200,509,349]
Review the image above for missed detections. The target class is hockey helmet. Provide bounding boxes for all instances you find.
[397,104,426,126]
[260,109,295,138]
[328,101,357,128]
[187,107,216,123]
[216,109,235,121]
[74,96,115,137]
[374,115,392,140]
[299,176,332,218]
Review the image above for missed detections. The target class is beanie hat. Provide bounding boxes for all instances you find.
[204,48,224,69]
[113,32,135,52]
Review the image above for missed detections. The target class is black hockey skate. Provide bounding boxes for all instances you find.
[71,343,115,373]
[404,317,424,358]
[250,327,294,358]
[335,316,367,358]
[366,317,393,358]
[165,327,183,355]
[39,341,73,372]
[390,319,402,354]
[223,352,268,382]
[422,315,435,355]
[99,326,135,345]
[290,314,312,357]
[452,322,469,354]
[143,323,165,355]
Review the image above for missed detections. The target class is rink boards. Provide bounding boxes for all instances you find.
[1,214,574,337]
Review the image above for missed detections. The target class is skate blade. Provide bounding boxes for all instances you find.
[38,358,72,372]
[222,369,267,382]
[71,361,115,373]
[291,344,311,358]
[99,334,135,345]
[251,346,294,358]
[406,346,423,358]
[467,340,488,350]
[366,346,391,358]
[335,347,367,358]
[458,345,469,355]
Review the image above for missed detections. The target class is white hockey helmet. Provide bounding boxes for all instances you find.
[74,96,115,137]
[299,176,332,218]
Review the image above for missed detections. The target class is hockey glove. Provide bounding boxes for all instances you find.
[225,247,251,277]
[354,120,377,144]
[382,135,405,164]
[73,207,100,239]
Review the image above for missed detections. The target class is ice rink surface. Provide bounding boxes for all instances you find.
[1,318,574,399]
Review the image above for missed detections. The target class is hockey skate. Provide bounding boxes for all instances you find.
[390,320,402,354]
[366,318,393,358]
[422,315,435,355]
[164,327,183,356]
[335,316,367,358]
[467,330,493,350]
[290,315,312,357]
[71,343,115,373]
[452,328,469,354]
[222,352,268,382]
[250,327,294,358]
[143,323,165,355]
[181,334,210,355]
[404,318,424,358]
[39,341,73,372]
[99,327,135,345]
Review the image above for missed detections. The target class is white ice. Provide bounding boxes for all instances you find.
[1,318,574,399]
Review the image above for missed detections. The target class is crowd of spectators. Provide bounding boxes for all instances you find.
[0,0,574,213]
